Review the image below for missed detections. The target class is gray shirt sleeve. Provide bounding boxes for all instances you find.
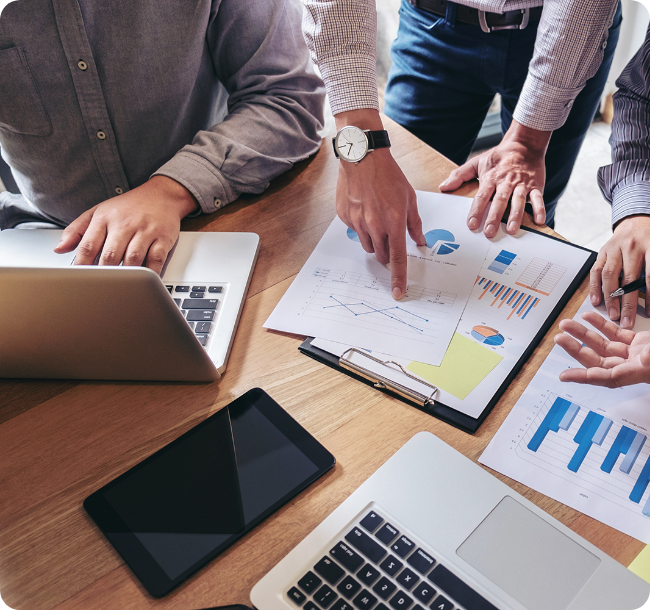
[598,26,650,226]
[154,0,325,215]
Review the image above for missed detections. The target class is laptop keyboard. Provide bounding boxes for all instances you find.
[286,507,499,610]
[165,284,224,349]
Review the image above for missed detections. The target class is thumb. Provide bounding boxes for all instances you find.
[54,206,97,253]
[440,158,478,192]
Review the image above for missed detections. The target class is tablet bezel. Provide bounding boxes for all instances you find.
[84,387,336,597]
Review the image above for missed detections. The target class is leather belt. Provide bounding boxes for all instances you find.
[407,0,543,33]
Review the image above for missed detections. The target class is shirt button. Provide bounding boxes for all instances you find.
[214,198,222,207]
[602,40,608,50]
[97,131,106,140]
[77,60,88,71]
[115,187,124,195]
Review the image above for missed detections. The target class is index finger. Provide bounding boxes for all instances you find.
[389,229,408,300]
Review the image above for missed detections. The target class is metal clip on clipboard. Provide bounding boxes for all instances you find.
[339,348,438,407]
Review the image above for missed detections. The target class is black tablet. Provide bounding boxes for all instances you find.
[84,388,335,597]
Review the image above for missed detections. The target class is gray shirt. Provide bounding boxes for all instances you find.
[598,26,650,226]
[0,0,325,227]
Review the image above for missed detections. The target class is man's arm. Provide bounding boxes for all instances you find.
[591,27,650,329]
[57,0,325,272]
[441,0,619,237]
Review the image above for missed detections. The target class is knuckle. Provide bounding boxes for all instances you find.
[124,251,143,266]
[100,249,119,265]
[77,241,96,256]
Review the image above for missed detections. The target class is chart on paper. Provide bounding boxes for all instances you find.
[516,392,650,520]
[515,257,566,296]
[300,268,456,344]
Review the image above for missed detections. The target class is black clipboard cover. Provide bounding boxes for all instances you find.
[299,227,597,434]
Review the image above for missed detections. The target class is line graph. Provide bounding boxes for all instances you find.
[301,268,456,344]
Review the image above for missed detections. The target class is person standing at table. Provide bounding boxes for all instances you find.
[0,0,325,274]
[301,0,621,300]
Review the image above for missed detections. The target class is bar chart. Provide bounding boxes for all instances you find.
[523,395,650,518]
[475,276,540,321]
[515,258,567,296]
[487,250,517,274]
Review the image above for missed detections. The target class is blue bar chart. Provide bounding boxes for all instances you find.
[488,250,517,274]
[523,394,650,520]
[475,277,540,321]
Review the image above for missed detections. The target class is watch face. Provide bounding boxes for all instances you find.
[335,127,369,162]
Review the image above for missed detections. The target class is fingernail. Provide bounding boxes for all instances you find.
[622,317,632,329]
[507,221,516,233]
[609,308,617,320]
[440,179,448,187]
[468,218,479,230]
[392,287,402,300]
[536,214,544,224]
[485,224,495,236]
[590,294,598,305]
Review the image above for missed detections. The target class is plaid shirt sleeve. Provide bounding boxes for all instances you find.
[598,27,650,226]
[302,0,618,131]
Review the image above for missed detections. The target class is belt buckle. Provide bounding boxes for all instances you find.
[478,8,530,33]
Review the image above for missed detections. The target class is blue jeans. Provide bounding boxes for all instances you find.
[384,0,622,227]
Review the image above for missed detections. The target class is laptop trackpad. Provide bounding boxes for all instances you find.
[457,496,600,610]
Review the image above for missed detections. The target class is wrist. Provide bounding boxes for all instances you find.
[334,109,384,132]
[503,120,551,155]
[614,214,650,232]
[149,176,199,218]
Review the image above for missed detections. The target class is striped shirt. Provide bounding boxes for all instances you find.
[598,27,650,226]
[301,0,618,132]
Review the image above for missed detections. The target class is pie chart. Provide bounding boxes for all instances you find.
[471,325,505,346]
[424,229,460,255]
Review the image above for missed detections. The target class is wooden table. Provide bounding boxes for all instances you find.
[0,118,640,610]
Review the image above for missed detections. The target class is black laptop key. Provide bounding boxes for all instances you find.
[345,528,386,563]
[379,555,402,577]
[428,564,499,610]
[182,298,218,309]
[391,536,415,558]
[412,581,436,604]
[173,298,181,306]
[374,605,389,610]
[375,523,399,544]
[186,310,215,321]
[196,334,208,346]
[357,564,380,585]
[430,595,453,610]
[305,603,319,610]
[314,557,345,585]
[187,321,195,330]
[352,590,377,610]
[175,285,190,292]
[208,285,223,293]
[388,591,412,610]
[190,291,205,298]
[195,321,212,334]
[395,567,418,590]
[331,600,353,610]
[314,584,338,608]
[372,577,396,600]
[192,286,206,292]
[298,571,322,593]
[406,548,435,575]
[337,575,362,599]
[411,606,424,610]
[330,542,364,572]
[166,285,173,293]
[359,511,383,533]
[288,587,307,605]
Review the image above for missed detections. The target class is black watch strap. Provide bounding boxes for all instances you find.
[366,130,391,151]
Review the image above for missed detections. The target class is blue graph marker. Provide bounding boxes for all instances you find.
[528,397,580,452]
[568,411,613,473]
[630,456,650,518]
[488,250,517,274]
[601,427,647,474]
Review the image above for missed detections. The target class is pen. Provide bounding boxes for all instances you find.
[610,274,646,297]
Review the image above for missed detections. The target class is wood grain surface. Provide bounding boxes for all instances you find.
[0,117,640,610]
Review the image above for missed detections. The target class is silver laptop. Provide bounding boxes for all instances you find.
[0,229,258,381]
[252,432,650,610]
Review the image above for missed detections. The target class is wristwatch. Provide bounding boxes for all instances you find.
[332,126,391,163]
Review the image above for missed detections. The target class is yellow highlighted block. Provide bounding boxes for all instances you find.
[629,544,650,585]
[407,332,503,400]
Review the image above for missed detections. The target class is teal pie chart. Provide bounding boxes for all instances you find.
[347,228,361,242]
[425,229,460,255]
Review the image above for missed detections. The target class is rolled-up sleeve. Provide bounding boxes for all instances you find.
[154,0,325,215]
[513,0,619,132]
[301,0,379,115]
[598,27,650,226]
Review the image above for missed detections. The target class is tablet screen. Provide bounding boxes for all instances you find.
[84,388,335,596]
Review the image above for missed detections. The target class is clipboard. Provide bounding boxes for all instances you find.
[299,227,597,434]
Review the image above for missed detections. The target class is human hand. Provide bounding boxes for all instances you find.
[554,311,650,387]
[589,216,650,330]
[439,120,550,238]
[334,110,426,300]
[54,176,198,275]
